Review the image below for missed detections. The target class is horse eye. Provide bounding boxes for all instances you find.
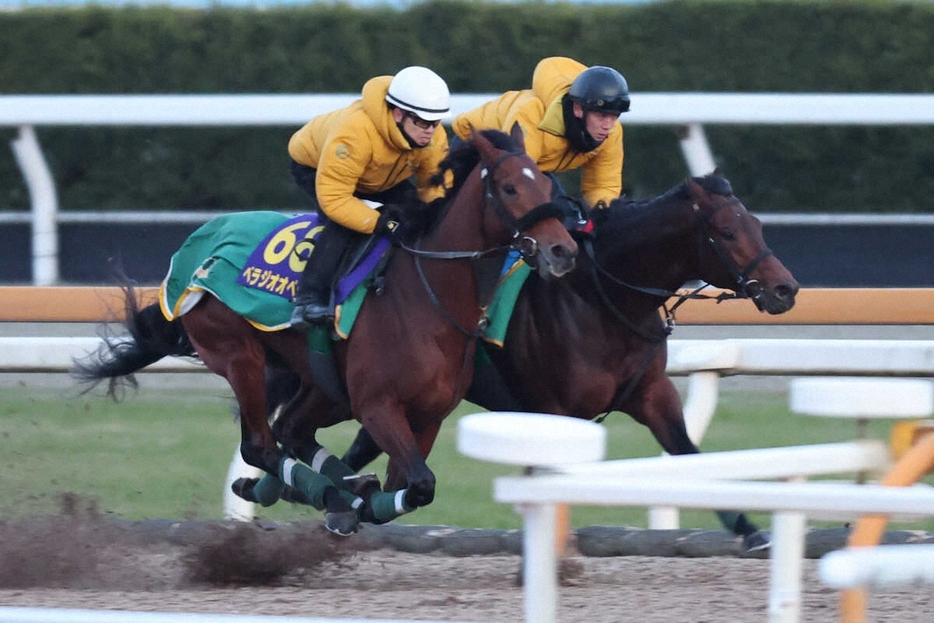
[720,230,735,241]
[502,184,517,195]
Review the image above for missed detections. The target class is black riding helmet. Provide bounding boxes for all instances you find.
[568,66,631,115]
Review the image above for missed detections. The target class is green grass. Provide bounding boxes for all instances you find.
[3,384,932,532]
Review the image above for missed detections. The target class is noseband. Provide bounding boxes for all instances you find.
[585,193,774,343]
[695,197,773,301]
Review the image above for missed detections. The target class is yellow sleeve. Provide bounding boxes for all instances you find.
[287,119,320,167]
[581,125,624,208]
[452,92,526,141]
[504,100,547,164]
[315,126,382,234]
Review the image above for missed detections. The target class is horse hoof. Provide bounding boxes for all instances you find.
[743,531,771,553]
[325,510,359,537]
[403,486,434,509]
[231,477,259,503]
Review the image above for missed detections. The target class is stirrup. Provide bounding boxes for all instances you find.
[291,302,333,327]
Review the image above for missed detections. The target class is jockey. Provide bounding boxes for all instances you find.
[288,66,451,326]
[451,56,629,217]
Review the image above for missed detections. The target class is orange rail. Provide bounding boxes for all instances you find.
[0,286,932,324]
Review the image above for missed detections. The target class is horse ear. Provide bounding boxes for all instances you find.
[685,176,704,197]
[472,130,498,165]
[508,121,525,152]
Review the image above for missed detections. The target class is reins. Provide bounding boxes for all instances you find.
[396,149,562,338]
[696,197,774,301]
[396,147,566,419]
[585,194,772,341]
[589,193,771,423]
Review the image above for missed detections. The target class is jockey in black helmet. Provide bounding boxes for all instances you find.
[452,57,630,216]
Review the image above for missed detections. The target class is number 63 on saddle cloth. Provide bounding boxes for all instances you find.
[158,210,531,344]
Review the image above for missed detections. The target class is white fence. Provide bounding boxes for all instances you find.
[5,92,934,284]
[459,389,934,623]
[5,335,934,622]
[5,335,934,524]
[492,448,934,623]
[820,543,934,589]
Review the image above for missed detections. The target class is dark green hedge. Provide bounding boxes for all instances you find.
[1,1,933,212]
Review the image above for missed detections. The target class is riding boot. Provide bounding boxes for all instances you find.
[291,223,350,325]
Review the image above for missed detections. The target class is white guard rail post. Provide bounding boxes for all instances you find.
[820,543,934,589]
[10,126,58,286]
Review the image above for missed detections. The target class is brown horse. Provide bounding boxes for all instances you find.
[73,126,578,534]
[273,173,798,549]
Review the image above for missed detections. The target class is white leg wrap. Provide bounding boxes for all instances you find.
[395,489,408,514]
[311,447,333,473]
[280,457,298,486]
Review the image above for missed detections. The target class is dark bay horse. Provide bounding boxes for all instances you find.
[275,173,797,549]
[73,126,578,534]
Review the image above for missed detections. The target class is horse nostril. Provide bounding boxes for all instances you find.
[776,283,798,301]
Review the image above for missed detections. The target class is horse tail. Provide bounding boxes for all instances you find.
[72,285,196,400]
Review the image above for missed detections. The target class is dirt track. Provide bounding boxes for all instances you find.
[1,513,931,622]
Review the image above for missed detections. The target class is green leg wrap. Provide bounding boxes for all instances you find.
[280,456,333,510]
[367,489,415,524]
[307,447,356,486]
[252,474,285,507]
[338,488,364,511]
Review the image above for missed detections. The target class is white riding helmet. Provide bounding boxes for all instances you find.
[385,66,451,121]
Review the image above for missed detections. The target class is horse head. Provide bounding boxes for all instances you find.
[686,175,798,314]
[471,124,578,279]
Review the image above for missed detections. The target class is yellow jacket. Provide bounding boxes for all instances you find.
[451,57,623,208]
[288,76,449,233]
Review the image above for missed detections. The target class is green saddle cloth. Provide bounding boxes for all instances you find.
[159,210,530,344]
[160,211,299,330]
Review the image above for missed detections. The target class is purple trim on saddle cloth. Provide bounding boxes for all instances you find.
[236,214,322,301]
[335,237,391,304]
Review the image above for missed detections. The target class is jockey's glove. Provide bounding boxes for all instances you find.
[376,206,407,245]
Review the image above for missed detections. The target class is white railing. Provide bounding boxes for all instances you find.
[820,543,934,589]
[495,462,934,623]
[5,335,934,523]
[458,395,934,623]
[5,92,934,284]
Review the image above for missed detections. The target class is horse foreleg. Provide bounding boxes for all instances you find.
[358,405,436,509]
[625,375,769,552]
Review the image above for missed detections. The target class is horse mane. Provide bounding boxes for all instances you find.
[429,129,518,194]
[402,129,520,238]
[595,173,734,242]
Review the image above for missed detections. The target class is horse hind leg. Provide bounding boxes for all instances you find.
[628,378,769,553]
[341,427,384,472]
[184,303,359,534]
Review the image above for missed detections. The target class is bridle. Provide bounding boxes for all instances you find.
[586,194,774,343]
[591,193,773,422]
[398,149,564,338]
[393,149,567,419]
[696,196,774,301]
